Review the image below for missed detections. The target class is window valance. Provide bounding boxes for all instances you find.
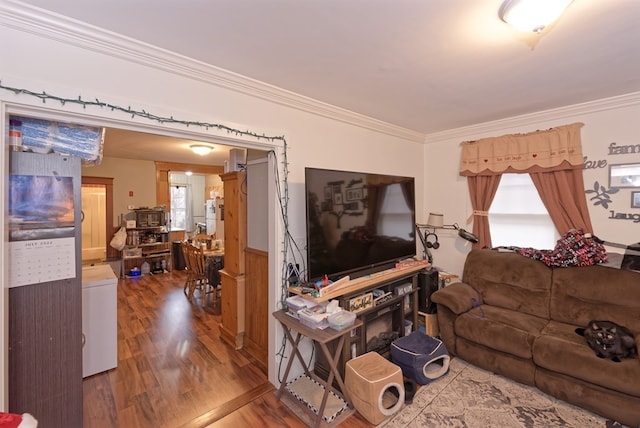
[459,123,584,176]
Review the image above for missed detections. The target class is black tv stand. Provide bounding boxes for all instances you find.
[306,264,427,382]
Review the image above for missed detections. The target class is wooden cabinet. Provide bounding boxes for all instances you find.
[244,247,269,371]
[121,209,170,276]
[219,171,247,349]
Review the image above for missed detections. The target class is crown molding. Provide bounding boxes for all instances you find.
[425,91,640,145]
[0,1,426,143]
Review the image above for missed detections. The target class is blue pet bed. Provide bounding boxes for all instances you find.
[390,332,450,385]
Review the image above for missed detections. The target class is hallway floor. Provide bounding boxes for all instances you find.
[82,269,371,427]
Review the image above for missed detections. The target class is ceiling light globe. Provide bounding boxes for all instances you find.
[190,145,213,156]
[499,0,573,33]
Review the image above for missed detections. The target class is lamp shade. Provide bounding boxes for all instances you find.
[426,213,444,228]
[498,0,573,33]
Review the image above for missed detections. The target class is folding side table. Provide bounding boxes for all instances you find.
[273,310,362,427]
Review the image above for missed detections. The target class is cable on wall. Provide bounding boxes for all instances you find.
[269,144,311,383]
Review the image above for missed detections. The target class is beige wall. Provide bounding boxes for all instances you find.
[82,157,157,227]
[84,158,224,229]
[423,94,640,275]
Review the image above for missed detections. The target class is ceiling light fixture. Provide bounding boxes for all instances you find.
[498,0,573,33]
[190,144,213,156]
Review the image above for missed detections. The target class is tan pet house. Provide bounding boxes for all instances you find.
[344,352,405,425]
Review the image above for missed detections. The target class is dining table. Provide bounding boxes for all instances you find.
[202,248,224,288]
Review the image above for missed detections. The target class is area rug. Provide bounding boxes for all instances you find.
[381,358,625,428]
[285,374,349,423]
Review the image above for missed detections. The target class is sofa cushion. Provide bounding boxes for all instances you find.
[550,265,640,337]
[456,338,537,387]
[432,282,482,315]
[455,305,548,359]
[536,367,640,428]
[533,320,640,397]
[462,250,552,319]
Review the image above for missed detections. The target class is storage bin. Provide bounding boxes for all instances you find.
[298,309,329,330]
[328,310,356,330]
[123,248,142,258]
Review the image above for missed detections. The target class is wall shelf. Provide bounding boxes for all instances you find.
[120,208,171,277]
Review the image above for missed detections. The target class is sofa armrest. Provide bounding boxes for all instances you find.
[431,282,482,315]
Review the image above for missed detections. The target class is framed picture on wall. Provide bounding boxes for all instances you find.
[346,187,363,201]
[609,163,640,188]
[632,191,640,208]
[333,192,343,205]
[324,186,332,201]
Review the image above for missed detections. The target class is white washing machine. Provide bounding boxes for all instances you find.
[82,264,118,378]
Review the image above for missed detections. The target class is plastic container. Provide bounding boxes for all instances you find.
[328,310,356,331]
[298,309,329,330]
[404,320,413,336]
[141,261,150,275]
[9,119,22,151]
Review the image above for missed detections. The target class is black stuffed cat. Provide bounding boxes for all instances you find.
[576,320,638,362]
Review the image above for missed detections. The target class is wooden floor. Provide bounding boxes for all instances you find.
[83,269,373,427]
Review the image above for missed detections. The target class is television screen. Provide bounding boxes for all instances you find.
[305,167,416,282]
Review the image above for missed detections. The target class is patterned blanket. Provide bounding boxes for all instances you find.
[515,229,608,268]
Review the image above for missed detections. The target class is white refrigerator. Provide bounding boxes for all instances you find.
[206,198,224,240]
[205,199,216,236]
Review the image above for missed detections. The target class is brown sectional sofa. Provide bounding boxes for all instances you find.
[432,249,640,426]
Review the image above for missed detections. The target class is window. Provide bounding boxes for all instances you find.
[170,185,187,230]
[489,174,559,249]
[377,183,413,239]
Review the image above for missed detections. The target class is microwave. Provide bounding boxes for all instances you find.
[135,209,166,227]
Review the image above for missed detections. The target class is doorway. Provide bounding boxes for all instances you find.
[81,185,106,263]
[81,176,115,263]
[2,105,280,416]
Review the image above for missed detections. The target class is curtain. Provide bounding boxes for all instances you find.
[400,180,415,216]
[366,175,410,233]
[185,184,194,233]
[459,123,593,245]
[366,185,387,233]
[530,169,594,234]
[460,123,584,176]
[467,175,501,249]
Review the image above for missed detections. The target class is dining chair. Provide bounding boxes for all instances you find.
[181,241,196,298]
[182,241,214,306]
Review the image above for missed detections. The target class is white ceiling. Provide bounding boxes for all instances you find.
[13,0,640,162]
[101,127,235,166]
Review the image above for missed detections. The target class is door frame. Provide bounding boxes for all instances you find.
[81,176,115,260]
[1,101,284,409]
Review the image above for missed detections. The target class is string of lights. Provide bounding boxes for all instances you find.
[0,81,286,143]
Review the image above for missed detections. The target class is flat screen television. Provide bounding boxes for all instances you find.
[305,167,416,282]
